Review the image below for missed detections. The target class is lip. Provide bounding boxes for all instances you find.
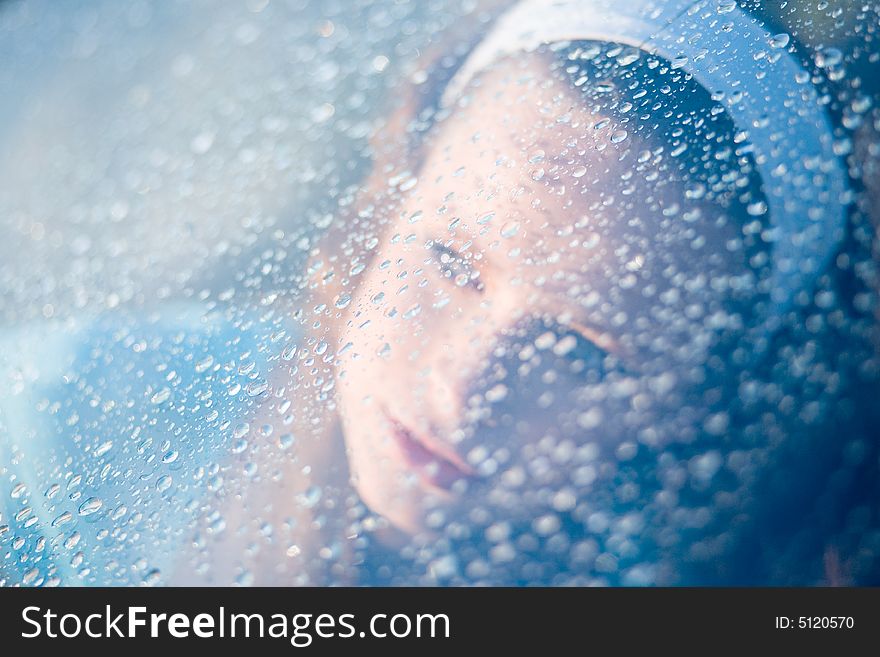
[383,412,475,490]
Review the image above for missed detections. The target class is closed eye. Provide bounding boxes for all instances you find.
[534,319,622,381]
[541,327,604,371]
[430,242,485,292]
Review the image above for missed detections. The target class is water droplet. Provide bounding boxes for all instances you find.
[310,102,335,124]
[246,380,268,397]
[670,141,688,157]
[143,569,161,586]
[528,149,545,164]
[22,568,40,585]
[299,486,322,508]
[64,532,81,550]
[235,570,255,586]
[398,176,418,192]
[704,413,730,436]
[689,449,723,479]
[190,131,215,154]
[685,183,706,200]
[233,422,250,440]
[156,475,173,492]
[815,47,842,69]
[150,388,171,404]
[94,441,113,457]
[610,129,628,144]
[578,408,603,429]
[552,335,578,356]
[195,355,214,373]
[485,384,508,403]
[768,33,790,49]
[535,332,556,350]
[281,343,298,360]
[852,96,872,114]
[716,0,736,14]
[617,52,640,67]
[747,200,767,216]
[501,221,520,238]
[78,497,103,516]
[11,483,27,499]
[533,514,561,536]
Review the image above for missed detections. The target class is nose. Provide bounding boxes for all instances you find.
[403,313,507,441]
[419,316,552,447]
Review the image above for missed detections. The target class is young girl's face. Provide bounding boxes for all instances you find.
[335,54,752,534]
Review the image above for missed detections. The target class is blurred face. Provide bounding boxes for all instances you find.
[335,54,750,534]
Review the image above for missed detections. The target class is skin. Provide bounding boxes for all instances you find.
[333,53,751,535]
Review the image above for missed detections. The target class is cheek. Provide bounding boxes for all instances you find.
[343,263,476,367]
[336,270,430,411]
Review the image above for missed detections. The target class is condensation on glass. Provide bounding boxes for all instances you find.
[1,0,878,587]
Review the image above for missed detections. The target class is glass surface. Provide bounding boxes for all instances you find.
[1,0,878,586]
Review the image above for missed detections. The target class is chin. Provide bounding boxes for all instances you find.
[349,453,447,537]
[355,475,425,535]
[341,409,461,537]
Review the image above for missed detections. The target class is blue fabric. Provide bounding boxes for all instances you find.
[0,304,286,586]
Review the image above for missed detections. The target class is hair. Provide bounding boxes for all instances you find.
[548,40,776,350]
[544,40,879,585]
[538,40,879,585]
[561,43,765,211]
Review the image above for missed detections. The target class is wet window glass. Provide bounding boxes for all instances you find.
[1,0,879,586]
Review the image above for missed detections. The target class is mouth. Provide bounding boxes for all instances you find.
[383,412,476,491]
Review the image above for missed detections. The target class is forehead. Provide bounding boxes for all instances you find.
[415,54,621,242]
[425,52,618,178]
[416,52,739,262]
